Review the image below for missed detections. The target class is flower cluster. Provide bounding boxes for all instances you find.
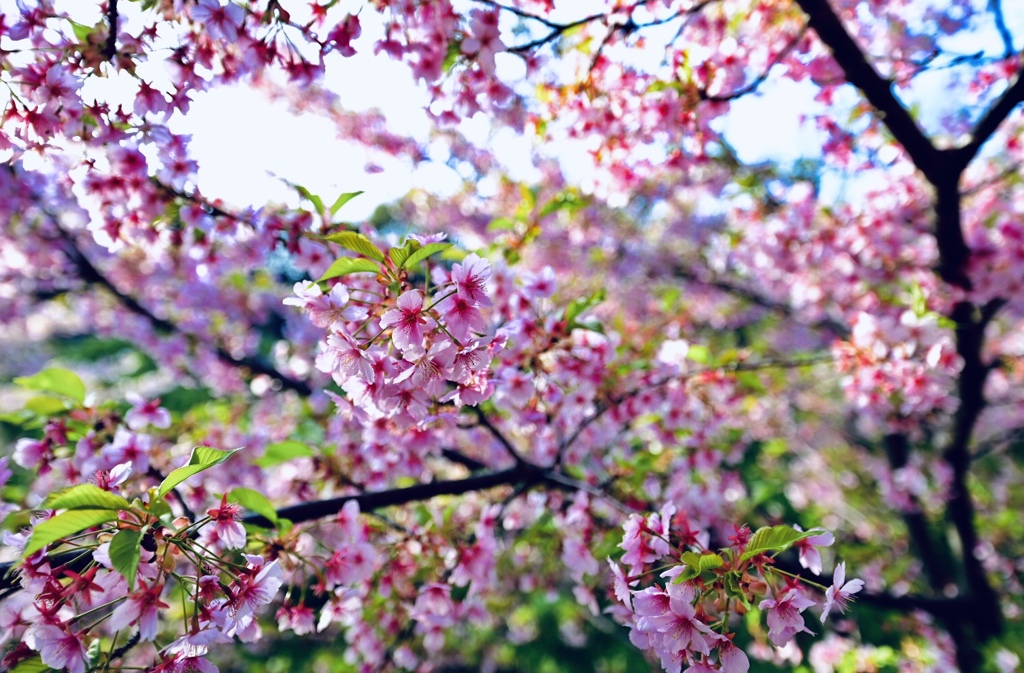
[609,505,860,673]
[1,465,282,673]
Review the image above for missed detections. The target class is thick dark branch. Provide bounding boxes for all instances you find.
[882,433,954,591]
[472,0,569,29]
[0,465,543,596]
[942,299,1007,640]
[792,0,938,173]
[440,447,489,472]
[954,65,1024,170]
[55,226,313,396]
[103,0,119,61]
[791,0,981,286]
[245,464,540,527]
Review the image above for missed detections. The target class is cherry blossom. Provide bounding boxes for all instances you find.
[821,562,865,623]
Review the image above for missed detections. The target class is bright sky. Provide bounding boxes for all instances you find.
[176,0,1024,219]
[3,1,1022,220]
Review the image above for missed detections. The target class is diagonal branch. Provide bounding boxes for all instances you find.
[954,64,1024,171]
[0,464,546,597]
[673,264,850,337]
[792,0,938,174]
[790,0,980,287]
[701,26,809,102]
[244,464,541,527]
[54,225,313,396]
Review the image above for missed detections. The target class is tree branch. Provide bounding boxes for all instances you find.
[942,299,1006,641]
[0,465,544,596]
[103,0,119,61]
[792,0,938,173]
[244,464,541,527]
[673,264,850,337]
[700,26,808,102]
[955,64,1024,170]
[54,225,313,396]
[989,0,1017,59]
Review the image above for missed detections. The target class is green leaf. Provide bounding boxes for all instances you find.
[488,216,516,232]
[687,344,711,364]
[229,487,279,528]
[9,655,52,673]
[673,551,725,582]
[255,440,315,467]
[14,368,86,403]
[316,257,382,282]
[538,191,586,218]
[330,190,364,215]
[388,239,421,269]
[741,525,825,561]
[24,395,71,416]
[45,485,131,511]
[322,231,386,262]
[69,20,94,43]
[157,446,241,498]
[402,242,452,269]
[292,183,324,213]
[565,289,606,328]
[109,529,142,590]
[23,509,119,558]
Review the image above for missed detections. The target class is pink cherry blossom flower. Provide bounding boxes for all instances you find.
[27,623,89,673]
[380,290,434,353]
[228,558,283,623]
[820,562,864,622]
[109,581,169,641]
[759,588,815,646]
[96,428,152,474]
[200,495,246,550]
[434,291,486,339]
[191,0,244,41]
[13,437,51,470]
[648,584,716,656]
[794,526,834,576]
[451,253,491,306]
[718,640,750,673]
[522,266,556,299]
[125,392,172,430]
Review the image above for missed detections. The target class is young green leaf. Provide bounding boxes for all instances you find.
[109,529,142,590]
[403,242,452,269]
[69,21,94,43]
[157,446,241,498]
[282,180,325,214]
[740,525,825,561]
[388,239,421,268]
[322,231,386,262]
[8,655,50,673]
[45,484,131,512]
[565,289,606,329]
[255,440,315,467]
[317,257,382,283]
[330,190,364,216]
[23,509,119,558]
[229,487,279,527]
[24,395,71,416]
[14,368,86,403]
